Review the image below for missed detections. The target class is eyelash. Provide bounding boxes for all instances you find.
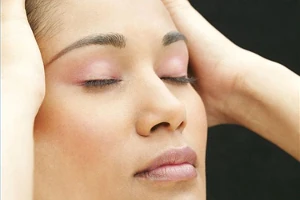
[83,79,121,87]
[161,76,196,85]
[82,76,196,88]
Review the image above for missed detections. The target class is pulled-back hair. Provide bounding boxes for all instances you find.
[25,0,61,40]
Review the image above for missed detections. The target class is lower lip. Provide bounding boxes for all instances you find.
[135,163,197,181]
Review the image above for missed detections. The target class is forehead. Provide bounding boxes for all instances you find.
[39,0,177,64]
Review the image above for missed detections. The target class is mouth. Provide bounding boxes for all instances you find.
[134,146,197,182]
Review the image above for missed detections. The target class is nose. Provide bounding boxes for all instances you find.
[135,75,187,137]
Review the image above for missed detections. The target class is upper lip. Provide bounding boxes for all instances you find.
[135,146,197,175]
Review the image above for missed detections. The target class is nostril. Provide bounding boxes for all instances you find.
[150,122,170,133]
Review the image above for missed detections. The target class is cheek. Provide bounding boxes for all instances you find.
[33,86,138,198]
[187,98,207,149]
[34,93,130,168]
[183,87,207,167]
[185,89,207,187]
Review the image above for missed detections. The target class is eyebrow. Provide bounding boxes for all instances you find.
[46,31,187,65]
[162,31,187,46]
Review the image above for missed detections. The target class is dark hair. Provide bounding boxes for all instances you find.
[25,0,60,40]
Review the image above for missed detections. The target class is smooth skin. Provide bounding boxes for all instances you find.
[161,0,300,159]
[33,0,206,199]
[2,0,45,200]
[4,0,207,200]
[2,0,299,200]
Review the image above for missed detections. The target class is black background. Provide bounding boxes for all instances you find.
[188,0,300,199]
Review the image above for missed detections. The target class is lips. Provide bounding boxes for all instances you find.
[134,146,197,182]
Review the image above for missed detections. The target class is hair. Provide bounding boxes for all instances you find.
[25,0,61,40]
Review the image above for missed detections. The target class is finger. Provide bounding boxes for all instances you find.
[2,0,43,76]
[1,0,26,20]
[162,0,237,68]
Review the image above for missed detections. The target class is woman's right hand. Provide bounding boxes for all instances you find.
[2,0,45,111]
[2,1,45,200]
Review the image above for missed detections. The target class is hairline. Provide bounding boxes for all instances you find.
[26,0,62,41]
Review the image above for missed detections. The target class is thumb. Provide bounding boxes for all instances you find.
[162,0,236,68]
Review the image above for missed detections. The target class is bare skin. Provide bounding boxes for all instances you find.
[2,0,45,200]
[2,0,299,200]
[162,0,300,160]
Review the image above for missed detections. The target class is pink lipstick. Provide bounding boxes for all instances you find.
[135,146,197,182]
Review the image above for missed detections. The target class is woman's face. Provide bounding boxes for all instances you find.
[34,0,207,199]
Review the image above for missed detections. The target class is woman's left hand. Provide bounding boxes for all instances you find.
[161,0,250,126]
[162,0,300,161]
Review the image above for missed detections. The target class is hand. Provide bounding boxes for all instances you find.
[2,1,45,200]
[161,0,266,127]
[162,0,300,160]
[2,0,45,112]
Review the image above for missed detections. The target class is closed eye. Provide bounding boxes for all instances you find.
[81,76,196,88]
[82,79,121,87]
[161,76,196,85]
